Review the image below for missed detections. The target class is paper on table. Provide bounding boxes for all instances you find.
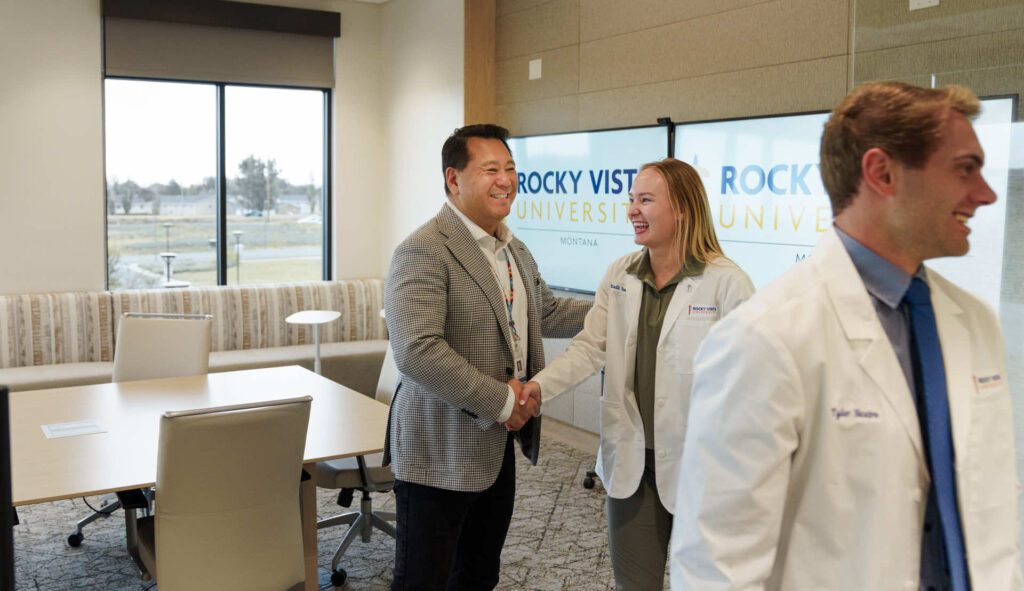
[41,420,106,439]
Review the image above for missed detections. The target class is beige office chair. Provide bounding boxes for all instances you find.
[126,396,311,590]
[313,343,398,587]
[111,313,213,382]
[68,313,213,548]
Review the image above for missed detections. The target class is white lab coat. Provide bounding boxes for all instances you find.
[671,228,1023,591]
[534,250,754,511]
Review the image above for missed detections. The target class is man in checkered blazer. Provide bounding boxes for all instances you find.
[384,124,590,590]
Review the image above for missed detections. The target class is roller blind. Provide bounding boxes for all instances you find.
[103,1,339,88]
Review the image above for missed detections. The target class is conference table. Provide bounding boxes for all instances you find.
[9,364,389,590]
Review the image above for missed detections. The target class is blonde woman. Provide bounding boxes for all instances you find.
[524,158,754,589]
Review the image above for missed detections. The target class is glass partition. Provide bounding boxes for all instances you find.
[851,0,1024,565]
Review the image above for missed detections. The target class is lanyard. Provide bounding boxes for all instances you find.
[491,248,520,344]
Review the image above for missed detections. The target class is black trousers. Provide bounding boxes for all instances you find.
[391,434,516,591]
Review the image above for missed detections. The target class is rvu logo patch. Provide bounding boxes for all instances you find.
[687,305,717,317]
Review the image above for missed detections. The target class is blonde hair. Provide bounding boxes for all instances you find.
[820,81,980,215]
[639,158,725,266]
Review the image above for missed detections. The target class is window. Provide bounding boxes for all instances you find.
[104,78,329,289]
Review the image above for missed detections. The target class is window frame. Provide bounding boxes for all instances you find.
[102,76,332,289]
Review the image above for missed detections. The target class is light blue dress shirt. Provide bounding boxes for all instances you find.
[835,227,957,591]
[835,227,915,390]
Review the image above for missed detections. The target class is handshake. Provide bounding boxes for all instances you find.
[504,379,542,431]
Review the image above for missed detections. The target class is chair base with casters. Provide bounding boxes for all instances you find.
[314,454,396,587]
[68,495,120,547]
[69,488,155,550]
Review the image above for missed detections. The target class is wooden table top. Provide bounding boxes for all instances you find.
[10,365,388,506]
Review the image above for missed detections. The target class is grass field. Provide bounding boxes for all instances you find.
[107,213,324,288]
[172,257,323,285]
[107,214,322,254]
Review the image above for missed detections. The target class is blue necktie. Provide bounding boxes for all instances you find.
[906,277,969,590]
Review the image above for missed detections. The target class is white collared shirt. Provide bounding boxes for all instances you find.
[446,201,528,422]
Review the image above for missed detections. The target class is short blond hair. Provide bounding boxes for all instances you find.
[639,158,724,266]
[820,81,980,214]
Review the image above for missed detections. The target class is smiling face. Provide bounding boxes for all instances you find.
[628,168,679,253]
[446,137,517,236]
[888,111,996,266]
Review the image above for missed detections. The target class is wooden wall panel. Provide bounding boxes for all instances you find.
[495,0,851,136]
[465,0,497,124]
[579,56,847,130]
[497,0,552,18]
[580,0,768,42]
[496,95,578,135]
[854,28,1024,83]
[496,0,579,60]
[496,45,579,105]
[579,0,846,93]
[855,0,1024,52]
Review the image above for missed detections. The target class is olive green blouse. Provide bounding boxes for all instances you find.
[626,249,705,449]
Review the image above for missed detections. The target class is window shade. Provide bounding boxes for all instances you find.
[103,2,338,89]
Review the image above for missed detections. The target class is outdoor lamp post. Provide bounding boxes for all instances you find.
[232,230,244,284]
[163,222,173,251]
[160,252,176,283]
[158,252,190,289]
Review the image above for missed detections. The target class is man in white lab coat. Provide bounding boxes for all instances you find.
[670,81,1023,591]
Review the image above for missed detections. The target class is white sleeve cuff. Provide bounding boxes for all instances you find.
[497,384,516,423]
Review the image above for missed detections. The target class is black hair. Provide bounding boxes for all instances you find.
[441,124,512,195]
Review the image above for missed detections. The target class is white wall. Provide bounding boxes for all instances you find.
[0,0,105,294]
[329,0,386,280]
[261,0,464,278]
[0,0,462,294]
[378,0,465,273]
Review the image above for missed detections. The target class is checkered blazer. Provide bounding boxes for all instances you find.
[383,205,590,492]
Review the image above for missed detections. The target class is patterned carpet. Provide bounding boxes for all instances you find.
[13,440,623,590]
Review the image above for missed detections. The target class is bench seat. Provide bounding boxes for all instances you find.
[0,280,388,397]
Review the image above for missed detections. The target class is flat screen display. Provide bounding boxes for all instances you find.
[674,111,830,290]
[506,125,669,293]
[673,97,1015,311]
[506,98,1015,303]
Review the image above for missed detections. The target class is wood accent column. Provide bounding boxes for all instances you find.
[464,0,496,125]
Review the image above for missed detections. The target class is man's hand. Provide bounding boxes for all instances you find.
[520,381,542,417]
[504,379,537,431]
[508,377,523,400]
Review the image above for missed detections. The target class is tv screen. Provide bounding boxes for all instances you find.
[673,96,1016,311]
[506,98,1015,303]
[673,110,830,290]
[506,125,670,293]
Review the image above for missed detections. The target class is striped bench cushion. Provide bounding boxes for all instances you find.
[260,280,386,348]
[111,285,261,353]
[111,280,386,352]
[0,292,114,368]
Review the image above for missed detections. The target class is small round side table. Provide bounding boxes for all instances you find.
[285,310,341,375]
